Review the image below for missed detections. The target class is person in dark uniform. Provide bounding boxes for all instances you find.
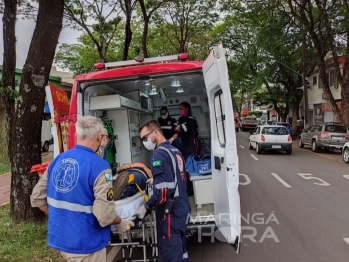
[170,101,200,161]
[136,120,190,262]
[157,106,177,142]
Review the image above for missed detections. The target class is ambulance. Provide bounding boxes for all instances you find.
[46,44,241,252]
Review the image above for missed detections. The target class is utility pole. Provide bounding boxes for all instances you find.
[302,35,309,129]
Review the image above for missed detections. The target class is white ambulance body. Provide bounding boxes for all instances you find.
[51,45,241,252]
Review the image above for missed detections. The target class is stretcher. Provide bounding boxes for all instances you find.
[109,188,158,262]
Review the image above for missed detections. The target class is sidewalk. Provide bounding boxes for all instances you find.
[0,172,11,206]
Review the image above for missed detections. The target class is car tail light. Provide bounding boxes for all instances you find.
[94,62,105,69]
[261,135,265,141]
[288,135,292,141]
[178,53,189,60]
[320,131,330,138]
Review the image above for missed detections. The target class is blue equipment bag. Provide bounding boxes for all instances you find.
[186,155,212,176]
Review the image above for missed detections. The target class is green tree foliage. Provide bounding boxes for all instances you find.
[248,110,263,117]
[64,0,123,62]
[152,0,219,59]
[215,1,305,122]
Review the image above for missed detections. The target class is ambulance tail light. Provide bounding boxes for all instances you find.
[94,62,105,69]
[178,53,189,61]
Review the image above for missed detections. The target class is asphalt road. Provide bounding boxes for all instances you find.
[113,132,349,262]
[186,131,349,262]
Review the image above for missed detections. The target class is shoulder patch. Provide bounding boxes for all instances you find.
[152,160,162,167]
[105,172,112,182]
[107,188,114,201]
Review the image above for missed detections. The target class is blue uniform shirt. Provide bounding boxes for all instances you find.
[145,141,191,218]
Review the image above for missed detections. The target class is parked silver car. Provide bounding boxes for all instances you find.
[298,122,348,152]
[342,141,349,163]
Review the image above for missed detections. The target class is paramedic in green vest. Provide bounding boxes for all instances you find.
[30,115,134,262]
[136,120,191,262]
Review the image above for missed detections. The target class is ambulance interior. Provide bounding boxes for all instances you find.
[81,72,215,221]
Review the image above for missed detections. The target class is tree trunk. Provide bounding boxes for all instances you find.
[10,0,64,222]
[0,0,17,163]
[122,0,134,61]
[341,80,349,128]
[291,91,303,137]
[142,17,150,58]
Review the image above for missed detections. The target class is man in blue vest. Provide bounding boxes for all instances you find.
[31,115,134,261]
[136,120,191,262]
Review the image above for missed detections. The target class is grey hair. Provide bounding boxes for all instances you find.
[76,115,104,140]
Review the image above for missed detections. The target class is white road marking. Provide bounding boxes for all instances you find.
[239,173,251,185]
[250,154,259,160]
[240,145,245,148]
[343,175,349,180]
[271,173,292,188]
[297,173,330,186]
[344,238,349,245]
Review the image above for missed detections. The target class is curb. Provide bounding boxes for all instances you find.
[0,201,9,207]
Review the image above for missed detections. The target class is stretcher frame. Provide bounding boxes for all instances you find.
[108,211,158,262]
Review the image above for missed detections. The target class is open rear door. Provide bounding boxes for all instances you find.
[45,83,70,158]
[202,44,241,252]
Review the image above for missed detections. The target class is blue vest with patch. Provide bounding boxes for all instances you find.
[46,145,111,254]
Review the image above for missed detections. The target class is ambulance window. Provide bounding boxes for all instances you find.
[214,89,226,147]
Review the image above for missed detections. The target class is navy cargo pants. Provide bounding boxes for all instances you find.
[156,212,189,262]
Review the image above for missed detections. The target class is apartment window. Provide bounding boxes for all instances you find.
[329,70,337,85]
[312,76,317,86]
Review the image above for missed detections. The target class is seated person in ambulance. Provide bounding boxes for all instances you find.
[112,162,153,201]
[157,106,177,142]
[169,101,200,161]
[96,127,109,160]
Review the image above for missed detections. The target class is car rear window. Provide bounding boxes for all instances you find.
[262,127,289,135]
[324,125,347,133]
[277,123,290,128]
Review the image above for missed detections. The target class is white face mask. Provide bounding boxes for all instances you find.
[143,137,156,151]
[160,113,168,120]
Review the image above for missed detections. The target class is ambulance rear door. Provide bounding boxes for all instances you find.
[202,44,241,252]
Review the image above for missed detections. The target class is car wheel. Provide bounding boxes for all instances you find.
[343,148,349,164]
[256,143,262,154]
[298,138,304,148]
[286,147,292,155]
[311,140,318,152]
[42,141,50,152]
[249,141,253,150]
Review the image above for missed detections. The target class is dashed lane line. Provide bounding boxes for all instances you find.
[250,154,259,161]
[240,145,245,149]
[271,173,292,188]
[344,238,349,245]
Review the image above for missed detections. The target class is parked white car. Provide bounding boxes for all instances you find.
[41,120,53,152]
[249,125,292,155]
[342,141,349,163]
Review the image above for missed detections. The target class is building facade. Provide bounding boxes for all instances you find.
[306,56,343,125]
